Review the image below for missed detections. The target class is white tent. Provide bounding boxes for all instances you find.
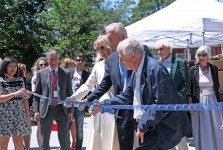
[126,0,223,48]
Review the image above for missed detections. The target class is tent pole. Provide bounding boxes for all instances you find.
[187,40,190,62]
[202,32,205,45]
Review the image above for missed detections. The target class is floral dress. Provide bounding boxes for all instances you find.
[0,77,31,137]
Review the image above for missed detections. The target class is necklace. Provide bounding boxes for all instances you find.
[200,66,209,74]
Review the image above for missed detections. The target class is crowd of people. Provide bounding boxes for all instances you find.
[0,22,223,150]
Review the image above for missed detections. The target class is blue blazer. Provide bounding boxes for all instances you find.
[102,56,191,149]
[87,51,132,99]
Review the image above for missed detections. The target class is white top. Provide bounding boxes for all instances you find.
[72,68,82,93]
[199,66,214,95]
[71,60,114,102]
[133,55,145,120]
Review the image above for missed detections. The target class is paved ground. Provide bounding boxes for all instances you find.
[8,117,196,150]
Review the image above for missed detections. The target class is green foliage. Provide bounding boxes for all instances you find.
[0,0,46,70]
[34,0,136,65]
[0,0,176,70]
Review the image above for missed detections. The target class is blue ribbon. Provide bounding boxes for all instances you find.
[29,91,223,114]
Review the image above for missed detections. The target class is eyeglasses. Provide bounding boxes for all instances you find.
[39,63,48,67]
[119,52,133,61]
[156,48,164,51]
[197,54,208,57]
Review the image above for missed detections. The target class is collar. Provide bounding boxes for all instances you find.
[49,66,58,72]
[159,54,172,63]
[135,55,145,77]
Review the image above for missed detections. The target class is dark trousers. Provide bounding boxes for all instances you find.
[117,125,135,150]
[73,107,85,150]
[135,130,162,150]
[40,105,70,150]
[117,109,135,150]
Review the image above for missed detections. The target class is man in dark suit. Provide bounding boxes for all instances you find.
[93,39,191,150]
[34,49,73,150]
[86,22,136,150]
[67,53,90,150]
[156,40,190,150]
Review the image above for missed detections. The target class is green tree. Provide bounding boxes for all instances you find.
[37,0,135,64]
[0,0,141,68]
[0,0,47,70]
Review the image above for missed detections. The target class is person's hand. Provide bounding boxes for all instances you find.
[77,99,88,111]
[188,97,196,115]
[34,112,40,122]
[136,129,144,143]
[14,88,27,97]
[64,97,73,108]
[89,100,101,116]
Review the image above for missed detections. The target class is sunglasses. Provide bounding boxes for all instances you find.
[197,54,208,57]
[39,63,48,67]
[76,59,85,62]
[156,48,164,51]
[98,46,105,50]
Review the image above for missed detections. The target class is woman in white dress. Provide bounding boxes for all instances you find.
[188,46,223,150]
[69,35,119,150]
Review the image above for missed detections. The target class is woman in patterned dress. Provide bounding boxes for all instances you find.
[0,57,31,150]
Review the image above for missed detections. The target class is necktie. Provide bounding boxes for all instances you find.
[52,69,56,78]
[52,69,58,107]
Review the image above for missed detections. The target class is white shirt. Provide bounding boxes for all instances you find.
[159,54,172,74]
[72,68,82,93]
[133,55,145,120]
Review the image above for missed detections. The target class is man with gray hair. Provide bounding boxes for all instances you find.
[86,22,136,150]
[34,49,73,150]
[156,39,190,150]
[92,39,191,150]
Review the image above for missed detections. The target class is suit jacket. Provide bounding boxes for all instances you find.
[33,67,73,118]
[88,51,132,99]
[87,51,133,127]
[170,56,190,103]
[188,63,220,103]
[102,56,192,149]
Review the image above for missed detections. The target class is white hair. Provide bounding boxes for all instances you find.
[46,49,60,59]
[155,39,173,53]
[106,22,127,38]
[117,39,144,56]
[195,45,211,62]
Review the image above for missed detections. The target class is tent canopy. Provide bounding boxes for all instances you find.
[126,0,223,48]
